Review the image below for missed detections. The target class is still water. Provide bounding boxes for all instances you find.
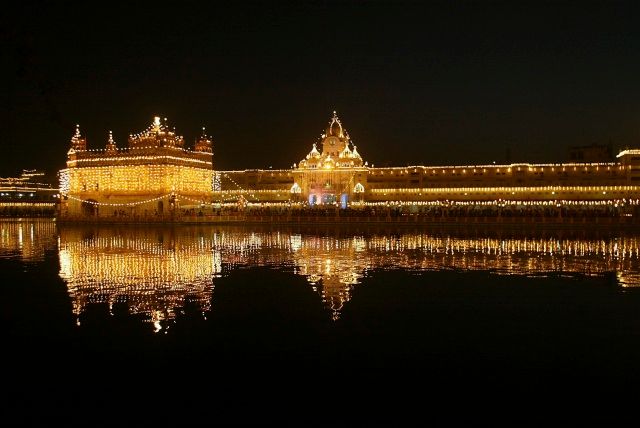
[3,219,640,421]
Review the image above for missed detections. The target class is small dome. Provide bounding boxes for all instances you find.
[309,143,321,157]
[339,144,352,158]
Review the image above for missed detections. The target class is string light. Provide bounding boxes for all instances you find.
[63,193,173,207]
[60,113,640,215]
[48,227,640,324]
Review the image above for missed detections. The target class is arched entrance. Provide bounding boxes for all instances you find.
[340,193,348,209]
[353,182,365,203]
[290,183,302,202]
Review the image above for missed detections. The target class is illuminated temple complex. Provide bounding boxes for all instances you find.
[219,111,640,209]
[60,112,640,219]
[59,117,213,218]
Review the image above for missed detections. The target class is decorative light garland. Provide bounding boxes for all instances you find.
[370,185,640,194]
[68,155,211,167]
[62,193,173,207]
[217,172,261,202]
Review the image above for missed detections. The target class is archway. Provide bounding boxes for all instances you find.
[353,182,365,203]
[290,183,302,202]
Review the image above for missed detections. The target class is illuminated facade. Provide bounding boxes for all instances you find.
[0,170,58,216]
[58,226,220,331]
[218,111,367,207]
[59,112,640,218]
[50,225,640,326]
[0,219,57,261]
[217,112,640,210]
[59,117,214,218]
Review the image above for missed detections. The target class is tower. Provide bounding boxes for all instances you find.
[105,130,117,154]
[70,124,86,151]
[194,127,213,153]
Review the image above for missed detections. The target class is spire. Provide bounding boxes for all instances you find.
[194,126,213,153]
[351,144,361,159]
[70,124,86,151]
[339,143,352,158]
[106,130,117,153]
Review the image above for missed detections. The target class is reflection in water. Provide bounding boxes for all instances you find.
[0,219,57,261]
[58,228,220,331]
[2,220,639,325]
[53,225,640,324]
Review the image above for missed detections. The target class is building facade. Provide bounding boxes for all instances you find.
[216,112,640,210]
[60,112,640,219]
[0,169,58,217]
[60,117,214,218]
[218,111,367,207]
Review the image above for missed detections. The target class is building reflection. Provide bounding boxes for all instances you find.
[211,229,640,318]
[52,225,640,326]
[0,220,57,261]
[58,227,220,332]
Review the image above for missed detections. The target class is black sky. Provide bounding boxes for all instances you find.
[2,0,640,176]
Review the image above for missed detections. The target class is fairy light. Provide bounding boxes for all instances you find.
[59,169,70,194]
[60,113,640,213]
[63,193,172,207]
[62,117,214,217]
[51,228,640,323]
[215,172,262,202]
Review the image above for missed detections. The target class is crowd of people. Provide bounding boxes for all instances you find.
[179,203,637,219]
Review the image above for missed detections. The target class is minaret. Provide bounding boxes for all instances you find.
[70,124,86,151]
[194,127,213,153]
[105,130,117,154]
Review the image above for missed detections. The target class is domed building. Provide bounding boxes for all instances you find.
[294,111,367,206]
[60,117,214,218]
[59,111,640,221]
[219,111,368,207]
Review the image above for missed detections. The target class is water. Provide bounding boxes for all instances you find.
[3,219,640,422]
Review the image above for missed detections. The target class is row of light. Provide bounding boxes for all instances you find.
[74,145,206,154]
[68,155,212,167]
[0,202,56,207]
[370,164,628,175]
[52,229,640,326]
[362,199,640,207]
[59,197,640,208]
[370,185,640,194]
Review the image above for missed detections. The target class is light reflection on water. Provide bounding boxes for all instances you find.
[0,219,57,261]
[2,220,640,327]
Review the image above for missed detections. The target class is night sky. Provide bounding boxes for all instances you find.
[2,0,640,177]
